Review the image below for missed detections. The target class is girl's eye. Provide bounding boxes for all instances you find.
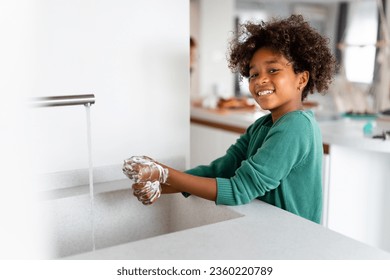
[269,68,279,74]
[248,73,258,81]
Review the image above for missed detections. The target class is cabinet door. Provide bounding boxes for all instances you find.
[327,145,390,252]
[190,123,241,168]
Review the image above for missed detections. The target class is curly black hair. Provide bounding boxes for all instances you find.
[228,14,337,100]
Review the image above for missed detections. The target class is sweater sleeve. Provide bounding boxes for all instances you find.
[216,113,313,205]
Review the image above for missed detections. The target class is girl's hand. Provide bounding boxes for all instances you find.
[132,181,161,205]
[122,155,169,183]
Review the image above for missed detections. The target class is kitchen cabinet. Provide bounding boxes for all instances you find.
[324,145,390,252]
[320,120,390,252]
[327,145,390,251]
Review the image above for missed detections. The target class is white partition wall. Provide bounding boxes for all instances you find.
[1,0,189,258]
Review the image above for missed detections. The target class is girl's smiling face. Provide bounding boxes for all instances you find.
[248,48,309,122]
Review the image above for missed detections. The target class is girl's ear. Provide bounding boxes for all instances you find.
[298,71,309,89]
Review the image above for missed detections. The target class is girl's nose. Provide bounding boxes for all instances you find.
[256,74,268,85]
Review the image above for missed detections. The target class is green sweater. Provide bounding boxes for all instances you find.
[185,110,323,223]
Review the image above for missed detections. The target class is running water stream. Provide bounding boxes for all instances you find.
[85,103,96,251]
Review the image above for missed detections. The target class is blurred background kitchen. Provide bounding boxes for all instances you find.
[189,0,390,253]
[190,0,390,114]
[0,0,389,259]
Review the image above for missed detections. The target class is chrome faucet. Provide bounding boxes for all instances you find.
[31,94,95,107]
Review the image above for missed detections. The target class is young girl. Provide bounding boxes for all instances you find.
[123,15,337,224]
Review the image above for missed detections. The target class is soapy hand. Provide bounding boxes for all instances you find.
[132,181,161,205]
[122,156,169,184]
[123,156,168,206]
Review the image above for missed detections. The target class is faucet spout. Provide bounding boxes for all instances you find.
[31,94,95,107]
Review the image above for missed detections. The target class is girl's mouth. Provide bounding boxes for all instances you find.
[257,89,274,96]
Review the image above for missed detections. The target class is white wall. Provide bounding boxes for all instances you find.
[28,0,190,177]
[0,0,42,259]
[1,0,189,258]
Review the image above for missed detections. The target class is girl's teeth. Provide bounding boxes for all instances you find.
[258,90,273,96]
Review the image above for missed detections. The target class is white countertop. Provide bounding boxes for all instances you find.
[320,118,390,153]
[67,196,390,260]
[191,106,264,129]
[191,107,390,154]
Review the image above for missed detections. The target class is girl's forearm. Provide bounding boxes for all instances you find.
[163,167,217,201]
